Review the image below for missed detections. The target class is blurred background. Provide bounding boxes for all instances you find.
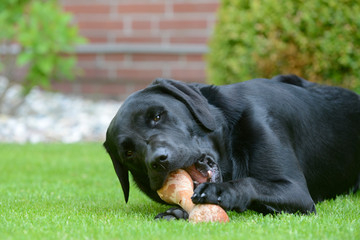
[59,0,218,101]
[1,0,359,142]
[1,0,218,101]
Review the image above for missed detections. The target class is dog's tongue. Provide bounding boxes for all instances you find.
[184,165,208,184]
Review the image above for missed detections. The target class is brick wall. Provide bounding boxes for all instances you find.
[56,0,219,100]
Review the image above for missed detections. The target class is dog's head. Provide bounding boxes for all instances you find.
[104,79,224,203]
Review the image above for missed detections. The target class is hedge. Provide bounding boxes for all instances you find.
[207,0,360,92]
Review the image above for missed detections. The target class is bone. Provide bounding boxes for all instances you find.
[189,204,230,223]
[157,169,195,213]
[157,169,229,223]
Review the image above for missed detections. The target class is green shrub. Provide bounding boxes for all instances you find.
[0,0,86,94]
[207,0,360,92]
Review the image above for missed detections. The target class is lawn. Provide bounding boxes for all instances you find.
[1,143,359,240]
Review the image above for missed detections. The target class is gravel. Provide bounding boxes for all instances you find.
[0,77,122,143]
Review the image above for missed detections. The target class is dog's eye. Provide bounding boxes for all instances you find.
[148,110,165,127]
[125,150,133,158]
[153,115,161,122]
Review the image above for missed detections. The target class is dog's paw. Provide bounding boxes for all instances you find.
[154,207,189,221]
[191,182,248,212]
[191,182,227,206]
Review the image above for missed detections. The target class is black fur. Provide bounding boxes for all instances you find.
[104,75,360,219]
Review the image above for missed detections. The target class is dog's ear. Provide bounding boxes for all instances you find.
[151,78,216,131]
[103,137,129,203]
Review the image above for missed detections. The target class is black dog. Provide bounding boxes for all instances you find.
[104,75,360,220]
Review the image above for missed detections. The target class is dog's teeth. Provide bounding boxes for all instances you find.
[207,170,213,178]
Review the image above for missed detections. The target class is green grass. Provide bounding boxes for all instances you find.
[1,143,359,240]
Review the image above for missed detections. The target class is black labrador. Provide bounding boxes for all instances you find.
[104,75,360,220]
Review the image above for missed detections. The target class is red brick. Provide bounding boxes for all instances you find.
[82,68,109,78]
[115,36,162,44]
[80,83,99,94]
[117,4,165,14]
[184,54,205,62]
[132,54,180,62]
[77,20,123,30]
[104,54,125,62]
[159,19,208,30]
[77,53,98,62]
[173,3,219,13]
[99,83,128,95]
[63,5,110,14]
[117,69,163,80]
[171,68,206,82]
[58,1,217,98]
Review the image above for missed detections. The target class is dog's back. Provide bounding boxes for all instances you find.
[273,75,360,200]
[211,75,360,201]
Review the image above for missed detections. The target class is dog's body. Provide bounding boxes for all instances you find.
[104,75,360,219]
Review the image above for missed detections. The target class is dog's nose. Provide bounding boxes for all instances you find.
[149,148,169,170]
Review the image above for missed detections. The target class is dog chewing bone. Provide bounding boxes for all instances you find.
[157,169,229,223]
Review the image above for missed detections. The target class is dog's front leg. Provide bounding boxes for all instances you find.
[191,178,316,214]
